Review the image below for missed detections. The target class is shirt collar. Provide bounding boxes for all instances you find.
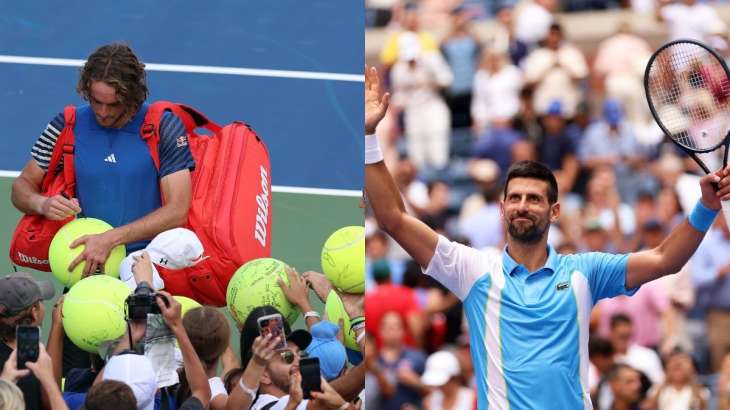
[503,244,559,276]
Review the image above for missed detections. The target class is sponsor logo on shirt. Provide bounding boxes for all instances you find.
[556,282,570,291]
[176,135,188,148]
[104,153,117,163]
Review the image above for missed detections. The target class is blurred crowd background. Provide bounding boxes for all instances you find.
[364,0,730,409]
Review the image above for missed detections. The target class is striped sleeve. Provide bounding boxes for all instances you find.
[31,113,65,172]
[158,111,195,178]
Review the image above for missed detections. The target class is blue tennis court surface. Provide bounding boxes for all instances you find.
[0,1,364,191]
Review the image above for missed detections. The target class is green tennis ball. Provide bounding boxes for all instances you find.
[174,295,202,319]
[226,258,299,327]
[324,290,359,351]
[321,226,365,294]
[62,275,131,353]
[49,218,126,288]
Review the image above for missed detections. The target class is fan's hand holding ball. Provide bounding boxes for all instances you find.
[227,258,300,327]
[49,218,126,287]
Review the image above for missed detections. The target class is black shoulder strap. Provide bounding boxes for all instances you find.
[261,401,279,410]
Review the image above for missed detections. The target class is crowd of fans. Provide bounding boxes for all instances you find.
[366,0,730,409]
[0,229,365,410]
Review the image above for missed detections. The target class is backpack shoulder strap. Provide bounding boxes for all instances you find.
[141,101,222,171]
[41,105,76,193]
[260,401,279,410]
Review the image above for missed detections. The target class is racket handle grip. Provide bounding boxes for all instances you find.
[721,199,730,229]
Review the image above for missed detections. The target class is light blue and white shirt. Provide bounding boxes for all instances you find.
[424,236,638,410]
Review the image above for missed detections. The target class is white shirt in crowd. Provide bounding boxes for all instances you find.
[524,44,588,117]
[471,64,523,127]
[615,344,665,385]
[655,384,709,410]
[660,3,726,42]
[251,394,308,410]
[425,388,475,410]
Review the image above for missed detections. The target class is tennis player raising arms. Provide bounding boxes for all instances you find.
[363,64,730,409]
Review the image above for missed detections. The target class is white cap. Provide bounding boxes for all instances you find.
[146,228,206,270]
[119,250,165,291]
[421,350,461,387]
[103,354,157,410]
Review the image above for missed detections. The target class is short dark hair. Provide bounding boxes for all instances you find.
[504,161,558,204]
[610,313,633,329]
[183,306,231,365]
[607,363,637,381]
[85,380,136,410]
[589,337,614,357]
[77,43,148,115]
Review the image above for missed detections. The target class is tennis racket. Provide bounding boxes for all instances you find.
[644,38,730,227]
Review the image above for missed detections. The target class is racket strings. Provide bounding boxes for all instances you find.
[647,42,730,151]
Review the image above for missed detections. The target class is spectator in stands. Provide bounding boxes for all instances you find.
[379,3,439,69]
[470,48,522,137]
[534,100,579,194]
[84,380,136,410]
[592,21,652,126]
[524,23,588,118]
[603,364,643,410]
[647,351,708,410]
[458,160,504,249]
[0,379,24,410]
[487,6,528,67]
[691,215,730,372]
[595,220,673,351]
[514,0,556,47]
[421,350,474,410]
[1,344,67,410]
[176,306,235,409]
[390,31,453,170]
[610,314,665,386]
[366,259,425,349]
[470,114,524,179]
[657,0,726,43]
[581,168,636,243]
[440,7,480,128]
[588,337,615,396]
[0,274,54,410]
[513,87,543,144]
[375,312,426,410]
[656,187,685,229]
[580,99,653,204]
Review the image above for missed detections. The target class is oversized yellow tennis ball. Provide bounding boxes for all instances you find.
[174,296,202,319]
[62,275,131,353]
[325,290,359,351]
[49,218,126,288]
[321,226,365,294]
[226,258,299,327]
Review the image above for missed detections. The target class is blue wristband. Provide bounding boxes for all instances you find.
[688,201,718,232]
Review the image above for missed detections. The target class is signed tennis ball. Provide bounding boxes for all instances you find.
[321,226,364,293]
[62,275,131,353]
[226,258,299,327]
[49,218,126,288]
[324,290,359,351]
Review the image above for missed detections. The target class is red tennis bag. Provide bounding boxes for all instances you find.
[9,106,77,271]
[141,101,273,306]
